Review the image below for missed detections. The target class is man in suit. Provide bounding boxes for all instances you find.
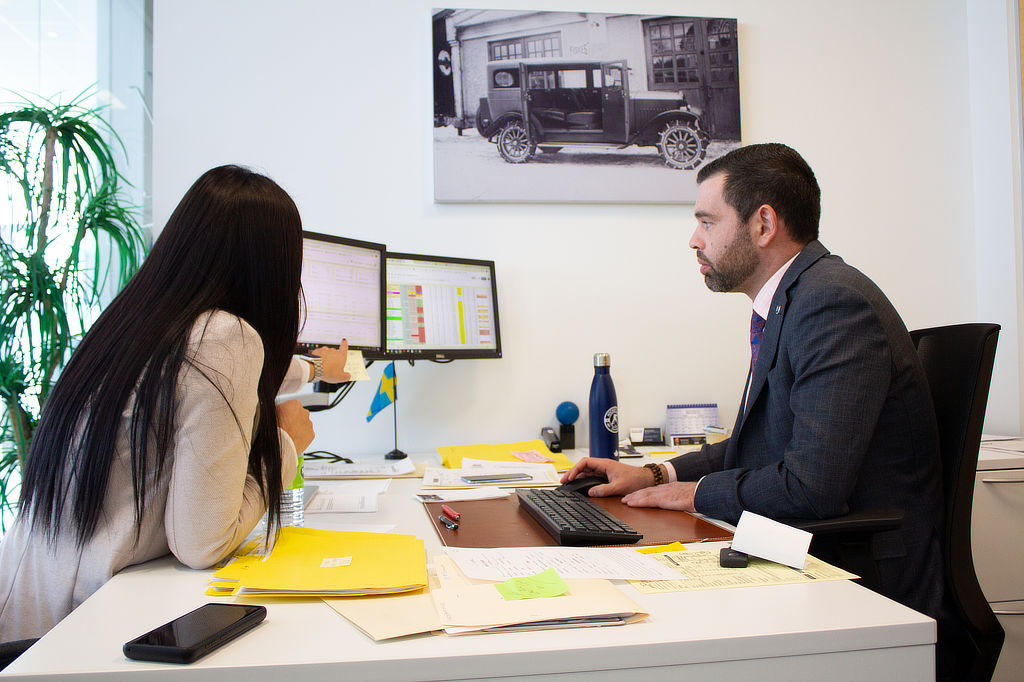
[565,143,944,618]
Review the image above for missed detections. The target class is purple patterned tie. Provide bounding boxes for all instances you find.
[750,311,766,369]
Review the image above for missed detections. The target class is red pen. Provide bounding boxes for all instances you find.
[441,505,461,522]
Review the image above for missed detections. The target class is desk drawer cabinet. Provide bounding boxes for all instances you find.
[972,452,1024,682]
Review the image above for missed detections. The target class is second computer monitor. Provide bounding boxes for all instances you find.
[385,252,501,360]
[298,231,385,356]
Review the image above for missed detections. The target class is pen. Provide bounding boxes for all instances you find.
[438,514,458,530]
[441,504,461,521]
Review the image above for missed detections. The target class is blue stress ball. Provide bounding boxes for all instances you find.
[556,401,580,425]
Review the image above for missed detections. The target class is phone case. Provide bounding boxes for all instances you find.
[123,604,266,664]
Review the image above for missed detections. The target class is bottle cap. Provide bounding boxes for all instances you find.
[593,353,610,367]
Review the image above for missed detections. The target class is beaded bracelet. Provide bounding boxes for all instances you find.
[643,462,665,486]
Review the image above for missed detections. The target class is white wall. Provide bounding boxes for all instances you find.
[968,0,1024,437]
[152,0,1024,457]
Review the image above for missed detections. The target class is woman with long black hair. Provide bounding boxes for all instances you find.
[0,165,347,640]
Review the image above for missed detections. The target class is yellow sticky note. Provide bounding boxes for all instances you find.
[495,567,569,600]
[636,541,687,554]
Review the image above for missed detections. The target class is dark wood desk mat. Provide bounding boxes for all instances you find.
[424,494,731,548]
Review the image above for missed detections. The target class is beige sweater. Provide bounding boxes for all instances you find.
[0,310,303,640]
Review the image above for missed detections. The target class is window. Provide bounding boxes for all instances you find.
[0,0,151,535]
[646,19,699,86]
[489,32,561,61]
[528,70,557,90]
[492,69,519,89]
[604,65,623,88]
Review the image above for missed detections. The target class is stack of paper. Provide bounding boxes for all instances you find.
[437,440,575,472]
[422,460,560,489]
[207,527,427,597]
[323,550,661,639]
[431,555,648,635]
[303,458,419,480]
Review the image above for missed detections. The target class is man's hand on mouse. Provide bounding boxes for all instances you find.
[561,457,655,497]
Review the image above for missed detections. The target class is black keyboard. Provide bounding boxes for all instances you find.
[516,488,643,546]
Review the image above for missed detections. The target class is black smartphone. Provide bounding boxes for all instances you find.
[123,603,266,664]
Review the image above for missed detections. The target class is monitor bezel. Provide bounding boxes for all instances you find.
[299,231,386,358]
[384,251,502,361]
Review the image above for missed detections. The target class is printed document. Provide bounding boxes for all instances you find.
[431,555,647,635]
[629,548,857,594]
[443,546,682,581]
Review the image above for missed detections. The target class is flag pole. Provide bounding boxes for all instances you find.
[385,361,407,460]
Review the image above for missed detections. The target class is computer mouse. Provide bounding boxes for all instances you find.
[557,475,608,496]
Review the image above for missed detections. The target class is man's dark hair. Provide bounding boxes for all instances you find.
[696,143,821,243]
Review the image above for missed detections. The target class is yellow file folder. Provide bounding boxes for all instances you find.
[437,439,575,472]
[210,527,427,597]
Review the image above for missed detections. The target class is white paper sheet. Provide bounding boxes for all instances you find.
[303,520,397,533]
[306,492,377,513]
[343,350,370,381]
[312,479,391,495]
[730,510,811,569]
[303,458,415,479]
[414,489,512,503]
[443,546,682,581]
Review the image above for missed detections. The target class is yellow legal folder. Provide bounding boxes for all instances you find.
[437,439,575,472]
[210,527,427,597]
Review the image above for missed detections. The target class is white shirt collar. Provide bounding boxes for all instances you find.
[752,251,801,319]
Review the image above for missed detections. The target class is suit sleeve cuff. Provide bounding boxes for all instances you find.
[691,475,705,511]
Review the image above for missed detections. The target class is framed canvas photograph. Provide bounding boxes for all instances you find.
[432,9,742,203]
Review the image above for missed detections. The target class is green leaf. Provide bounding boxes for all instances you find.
[0,86,147,497]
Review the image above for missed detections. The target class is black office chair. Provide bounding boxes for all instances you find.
[0,638,38,671]
[788,323,1003,681]
[916,323,1004,681]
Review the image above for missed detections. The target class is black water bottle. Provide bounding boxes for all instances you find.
[589,353,618,459]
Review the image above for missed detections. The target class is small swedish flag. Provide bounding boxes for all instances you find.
[366,361,397,422]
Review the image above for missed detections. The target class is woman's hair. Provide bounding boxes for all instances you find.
[20,164,303,545]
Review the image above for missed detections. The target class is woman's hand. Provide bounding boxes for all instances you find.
[311,340,351,383]
[277,399,314,454]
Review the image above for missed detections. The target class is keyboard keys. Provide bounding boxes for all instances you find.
[516,488,643,546]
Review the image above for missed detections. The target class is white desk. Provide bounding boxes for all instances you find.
[2,457,935,681]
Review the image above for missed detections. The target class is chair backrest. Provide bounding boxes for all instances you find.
[910,323,1003,681]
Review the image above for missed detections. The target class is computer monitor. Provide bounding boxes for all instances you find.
[385,252,501,360]
[298,231,385,356]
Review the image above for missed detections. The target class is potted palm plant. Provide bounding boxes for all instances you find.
[0,88,147,529]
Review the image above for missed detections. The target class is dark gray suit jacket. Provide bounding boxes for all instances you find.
[668,241,944,617]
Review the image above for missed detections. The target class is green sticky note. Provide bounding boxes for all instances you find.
[495,567,569,600]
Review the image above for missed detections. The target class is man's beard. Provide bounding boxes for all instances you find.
[699,228,758,293]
